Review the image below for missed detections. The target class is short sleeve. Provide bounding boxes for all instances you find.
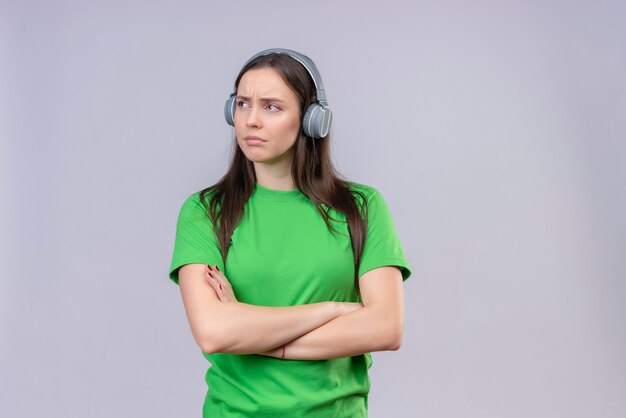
[357,188,411,281]
[168,192,224,285]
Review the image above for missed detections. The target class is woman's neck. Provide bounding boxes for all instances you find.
[253,161,296,191]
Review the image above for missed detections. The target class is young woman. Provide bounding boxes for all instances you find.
[169,48,411,417]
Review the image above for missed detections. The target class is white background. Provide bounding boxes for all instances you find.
[1,1,625,417]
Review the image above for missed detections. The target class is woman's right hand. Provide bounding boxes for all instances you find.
[205,265,239,303]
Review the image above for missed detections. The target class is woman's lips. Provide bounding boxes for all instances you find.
[244,136,266,145]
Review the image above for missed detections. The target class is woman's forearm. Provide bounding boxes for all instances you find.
[198,264,401,358]
[263,304,403,360]
[182,264,361,355]
[267,267,405,360]
[200,301,358,355]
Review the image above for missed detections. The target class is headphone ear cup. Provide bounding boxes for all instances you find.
[301,104,317,137]
[302,104,332,138]
[224,95,236,126]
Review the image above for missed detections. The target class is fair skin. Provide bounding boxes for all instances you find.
[178,263,363,355]
[205,265,404,359]
[177,67,405,360]
[234,67,300,190]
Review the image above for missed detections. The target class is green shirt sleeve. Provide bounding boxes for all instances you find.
[168,192,224,285]
[357,188,412,281]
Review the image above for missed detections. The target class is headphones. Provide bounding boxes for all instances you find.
[224,48,333,139]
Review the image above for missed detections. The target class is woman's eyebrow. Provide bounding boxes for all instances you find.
[236,95,286,103]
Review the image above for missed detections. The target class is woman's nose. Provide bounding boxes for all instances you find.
[246,106,262,128]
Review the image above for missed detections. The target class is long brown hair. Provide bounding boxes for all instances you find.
[199,52,368,287]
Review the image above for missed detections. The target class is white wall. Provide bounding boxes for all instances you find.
[1,1,625,417]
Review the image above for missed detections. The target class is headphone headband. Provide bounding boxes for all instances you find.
[242,48,328,104]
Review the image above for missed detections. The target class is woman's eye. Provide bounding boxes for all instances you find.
[237,100,250,108]
[267,104,280,112]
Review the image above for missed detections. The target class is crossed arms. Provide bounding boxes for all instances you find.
[178,263,404,360]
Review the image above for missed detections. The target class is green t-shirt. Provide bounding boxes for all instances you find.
[169,182,411,417]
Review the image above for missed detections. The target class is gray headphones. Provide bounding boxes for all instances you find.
[224,48,333,139]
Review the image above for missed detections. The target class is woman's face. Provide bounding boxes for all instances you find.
[234,67,302,166]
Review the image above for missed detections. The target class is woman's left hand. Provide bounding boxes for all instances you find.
[205,265,238,303]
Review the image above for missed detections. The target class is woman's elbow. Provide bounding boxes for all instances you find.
[200,339,220,354]
[386,333,403,351]
[383,321,404,351]
[198,329,228,354]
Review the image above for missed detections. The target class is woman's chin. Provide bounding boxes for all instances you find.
[241,151,269,164]
[241,149,292,166]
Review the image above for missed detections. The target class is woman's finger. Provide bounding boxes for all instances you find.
[208,267,232,289]
[206,275,224,299]
[214,280,227,301]
[207,269,237,302]
[205,265,213,280]
[205,267,218,287]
